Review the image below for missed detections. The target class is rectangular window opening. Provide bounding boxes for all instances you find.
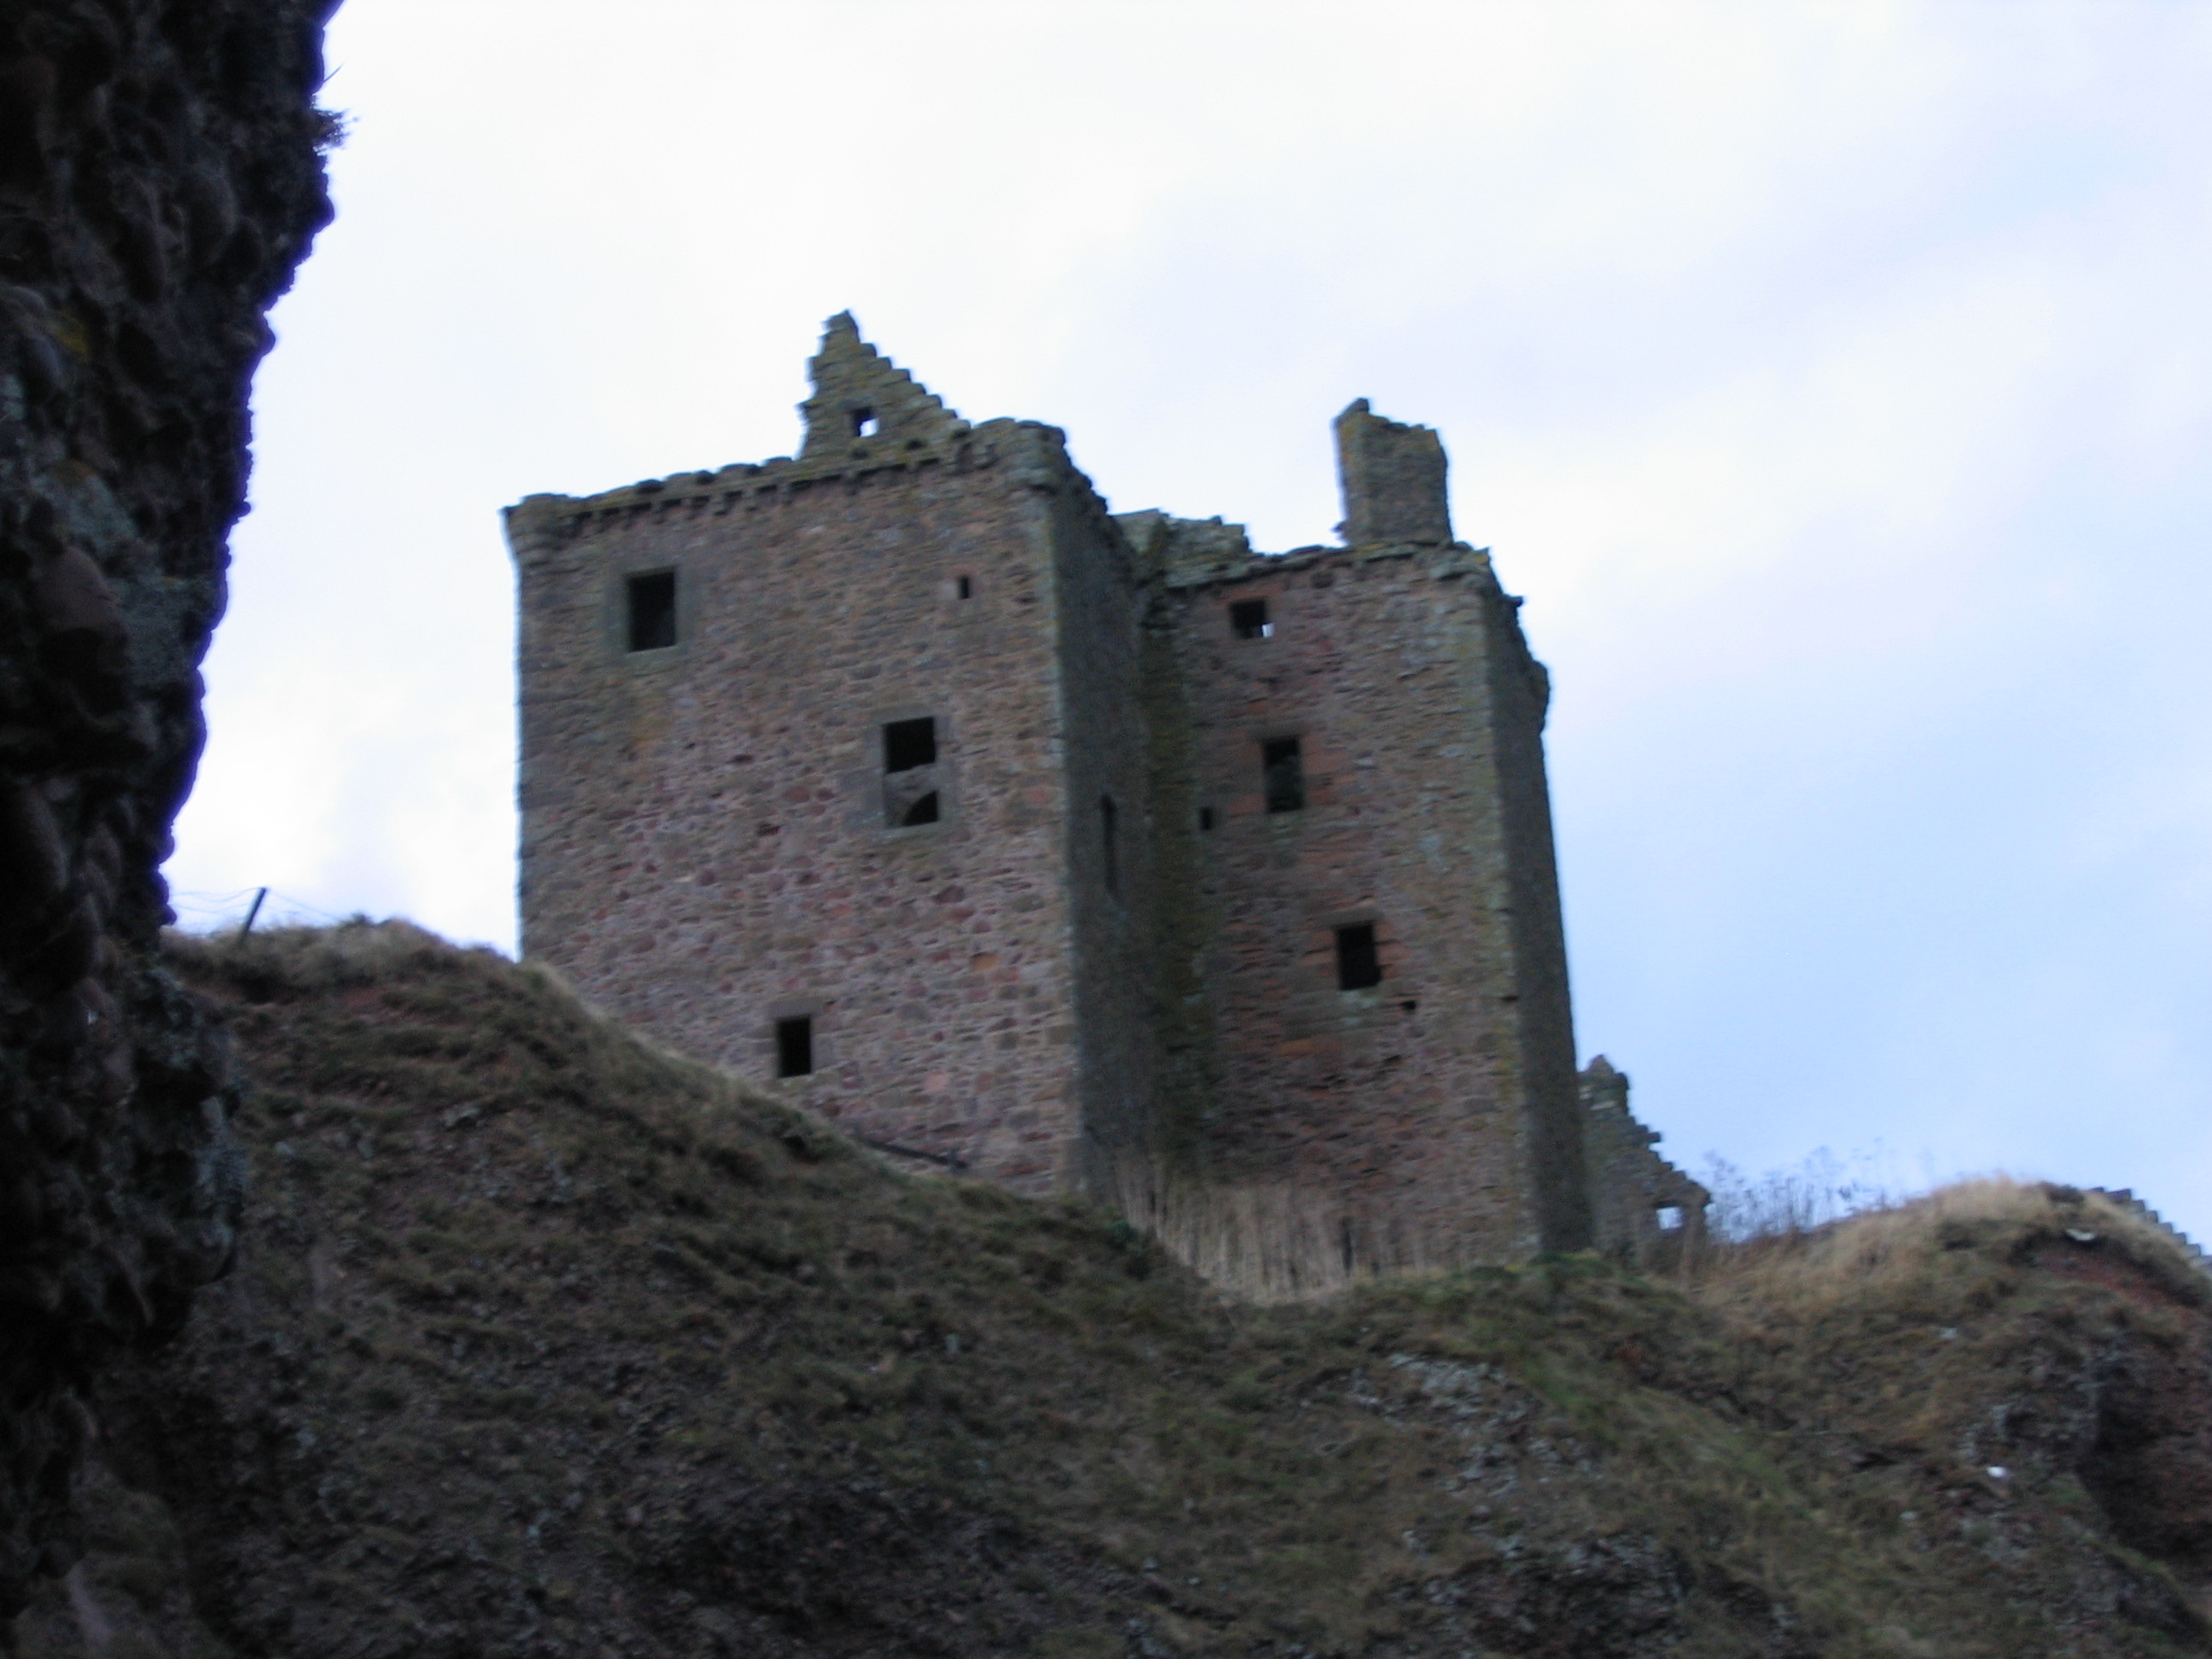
[1262,736,1305,813]
[1656,1206,1685,1232]
[883,717,937,773]
[1100,794,1119,894]
[775,1016,814,1078]
[1335,923,1382,991]
[1197,806,1215,832]
[626,571,677,652]
[1230,598,1272,639]
[899,791,940,827]
[956,574,974,600]
[851,407,879,438]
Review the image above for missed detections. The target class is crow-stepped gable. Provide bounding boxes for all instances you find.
[505,315,1704,1282]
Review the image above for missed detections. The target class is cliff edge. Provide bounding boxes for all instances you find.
[0,0,335,1615]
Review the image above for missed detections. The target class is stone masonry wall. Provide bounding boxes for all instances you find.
[1477,558,1593,1250]
[1151,532,1580,1264]
[0,0,335,1615]
[512,321,1679,1289]
[1031,437,1163,1185]
[1580,1057,1709,1261]
[510,334,1129,1191]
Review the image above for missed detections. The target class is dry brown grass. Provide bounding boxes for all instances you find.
[1094,1152,1459,1303]
[18,922,2202,1658]
[1686,1177,2211,1319]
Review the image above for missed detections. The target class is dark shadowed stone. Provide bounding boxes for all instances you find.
[0,0,338,1617]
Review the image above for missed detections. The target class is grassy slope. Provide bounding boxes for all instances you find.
[11,923,2211,1659]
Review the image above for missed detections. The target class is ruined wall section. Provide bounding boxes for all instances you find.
[1333,400,1452,547]
[1581,1057,1709,1260]
[510,422,1093,1191]
[1156,536,1557,1266]
[0,0,335,1615]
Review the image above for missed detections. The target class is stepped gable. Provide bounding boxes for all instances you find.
[1580,1057,1710,1260]
[2093,1189,2212,1281]
[798,311,970,463]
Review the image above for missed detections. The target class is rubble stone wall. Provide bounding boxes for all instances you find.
[1032,435,1163,1184]
[1580,1058,1709,1261]
[0,0,335,1615]
[514,320,1697,1279]
[1151,533,1583,1262]
[511,329,1129,1190]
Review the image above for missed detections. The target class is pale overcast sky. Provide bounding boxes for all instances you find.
[170,2,2212,1237]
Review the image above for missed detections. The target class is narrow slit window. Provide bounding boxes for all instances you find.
[1197,806,1215,832]
[775,1016,814,1078]
[851,407,880,438]
[1100,794,1119,894]
[626,571,677,652]
[883,718,937,772]
[956,575,974,600]
[900,792,940,827]
[1230,598,1272,639]
[1262,736,1305,812]
[1335,923,1382,991]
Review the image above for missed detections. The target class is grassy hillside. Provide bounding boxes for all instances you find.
[11,923,2210,1657]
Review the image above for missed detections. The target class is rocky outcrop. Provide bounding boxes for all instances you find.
[0,0,335,1617]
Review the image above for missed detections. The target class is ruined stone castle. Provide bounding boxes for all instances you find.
[505,315,1704,1280]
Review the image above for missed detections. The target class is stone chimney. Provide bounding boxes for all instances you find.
[1334,398,1452,546]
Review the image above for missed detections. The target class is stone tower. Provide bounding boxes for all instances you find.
[507,316,1700,1277]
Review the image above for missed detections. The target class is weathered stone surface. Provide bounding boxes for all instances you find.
[0,0,335,1617]
[510,318,1711,1285]
[1581,1056,1709,1262]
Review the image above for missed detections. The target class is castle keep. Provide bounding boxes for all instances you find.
[506,315,1704,1278]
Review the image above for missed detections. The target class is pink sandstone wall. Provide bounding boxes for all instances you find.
[508,317,1644,1274]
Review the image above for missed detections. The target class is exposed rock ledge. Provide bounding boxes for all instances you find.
[0,0,336,1617]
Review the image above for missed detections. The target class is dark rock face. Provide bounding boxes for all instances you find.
[0,0,335,1616]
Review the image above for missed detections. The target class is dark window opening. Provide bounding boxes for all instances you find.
[1100,794,1119,894]
[956,575,974,600]
[776,1016,814,1078]
[851,407,880,438]
[626,571,677,652]
[883,717,937,772]
[1336,923,1382,990]
[1230,598,1272,639]
[900,792,940,827]
[1198,806,1215,832]
[1262,736,1305,812]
